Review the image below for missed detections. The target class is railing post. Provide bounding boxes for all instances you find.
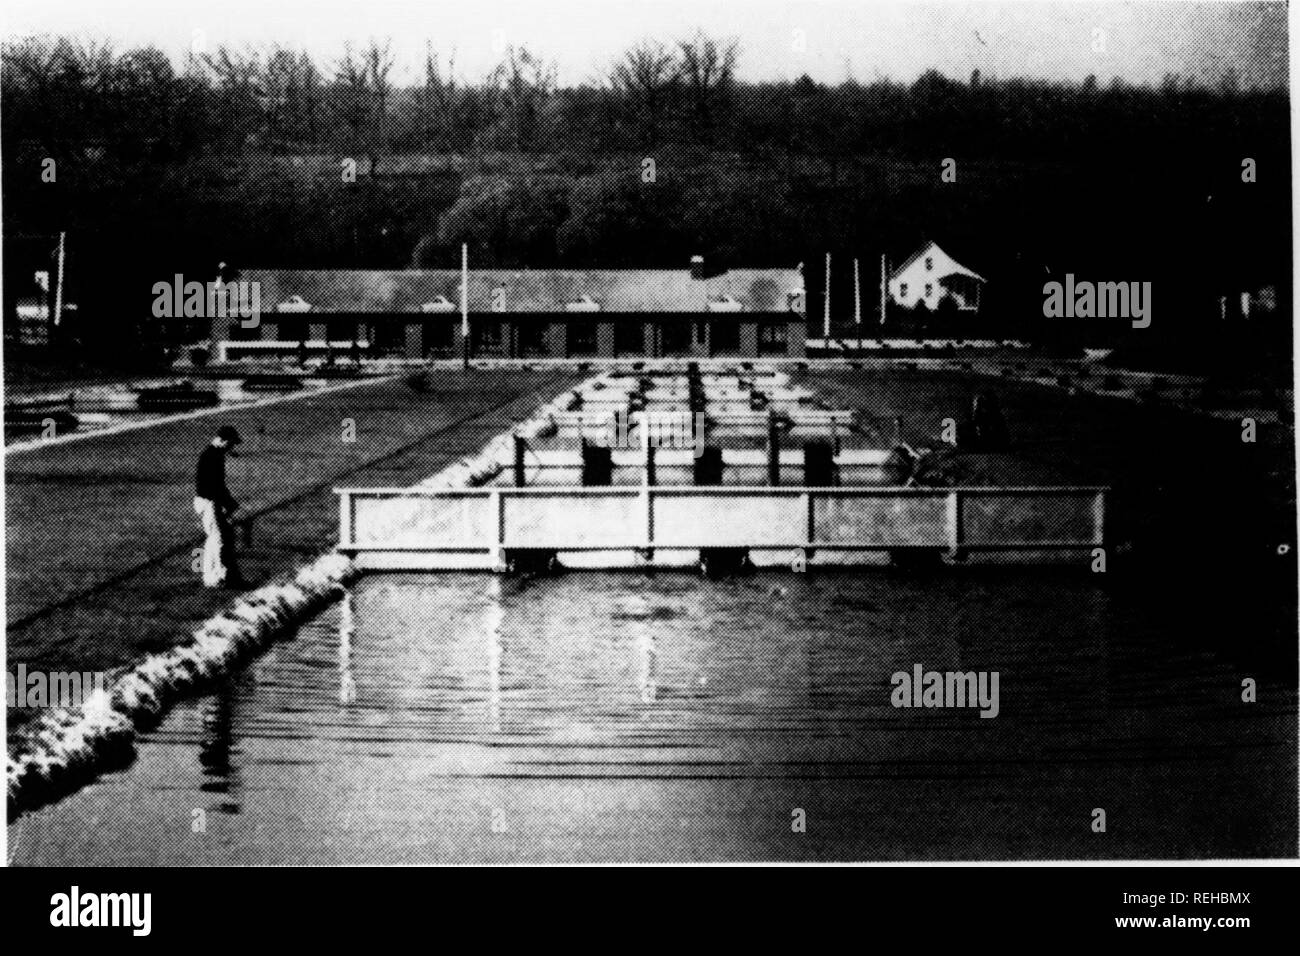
[947,489,962,556]
[802,491,814,564]
[339,491,352,548]
[490,490,504,572]
[1092,489,1106,548]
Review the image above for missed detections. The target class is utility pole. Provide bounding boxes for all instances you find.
[461,242,470,369]
[879,253,887,326]
[823,252,831,339]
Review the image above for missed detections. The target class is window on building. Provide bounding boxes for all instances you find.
[900,283,908,297]
[567,319,598,356]
[423,319,454,357]
[925,284,933,298]
[660,320,692,356]
[327,318,355,342]
[374,321,405,355]
[758,322,788,356]
[925,257,933,271]
[712,320,740,355]
[276,318,307,342]
[473,319,506,356]
[519,322,548,357]
[614,319,643,356]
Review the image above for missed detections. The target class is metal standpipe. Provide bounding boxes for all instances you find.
[513,434,527,488]
[643,413,657,488]
[767,410,781,486]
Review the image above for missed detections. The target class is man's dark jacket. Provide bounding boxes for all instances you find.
[196,445,236,510]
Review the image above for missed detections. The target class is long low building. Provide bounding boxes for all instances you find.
[216,258,808,360]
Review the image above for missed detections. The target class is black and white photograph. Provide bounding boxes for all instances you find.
[1,0,1296,891]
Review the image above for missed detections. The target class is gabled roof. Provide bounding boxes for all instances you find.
[890,241,985,283]
[240,268,803,314]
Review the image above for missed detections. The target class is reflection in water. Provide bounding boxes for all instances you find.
[485,576,503,733]
[8,571,1294,864]
[197,686,240,815]
[635,628,657,705]
[339,588,357,706]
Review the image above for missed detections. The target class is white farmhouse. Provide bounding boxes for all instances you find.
[888,241,985,313]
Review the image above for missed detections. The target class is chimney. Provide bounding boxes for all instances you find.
[689,255,705,280]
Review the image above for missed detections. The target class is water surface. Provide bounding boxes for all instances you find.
[10,569,1293,863]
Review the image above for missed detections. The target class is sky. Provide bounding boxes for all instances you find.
[3,0,1288,89]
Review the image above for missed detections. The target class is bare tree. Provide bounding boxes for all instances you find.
[610,40,678,147]
[332,43,371,164]
[297,51,323,143]
[263,46,299,144]
[3,37,74,161]
[363,38,395,172]
[677,32,738,144]
[3,37,120,160]
[201,45,263,147]
[487,45,557,150]
[106,46,177,155]
[416,43,457,148]
[330,39,394,173]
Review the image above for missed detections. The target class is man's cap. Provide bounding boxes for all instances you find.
[217,425,242,445]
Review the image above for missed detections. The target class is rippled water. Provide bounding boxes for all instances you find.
[10,571,1294,863]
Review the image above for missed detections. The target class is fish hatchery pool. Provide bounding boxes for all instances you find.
[9,567,1294,864]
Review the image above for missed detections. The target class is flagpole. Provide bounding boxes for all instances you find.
[823,252,831,340]
[53,231,66,329]
[879,253,887,326]
[853,257,861,326]
[461,242,470,369]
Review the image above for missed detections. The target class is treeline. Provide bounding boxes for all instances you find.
[1,32,1290,367]
[3,33,1287,166]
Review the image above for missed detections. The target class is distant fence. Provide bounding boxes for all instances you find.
[216,339,371,362]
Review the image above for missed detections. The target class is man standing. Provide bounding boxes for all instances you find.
[194,424,245,588]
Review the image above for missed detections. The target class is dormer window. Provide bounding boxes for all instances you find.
[276,295,312,312]
[565,295,601,312]
[420,296,456,312]
[925,257,934,271]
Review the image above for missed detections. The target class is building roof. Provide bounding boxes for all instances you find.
[240,268,804,314]
[890,241,986,283]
